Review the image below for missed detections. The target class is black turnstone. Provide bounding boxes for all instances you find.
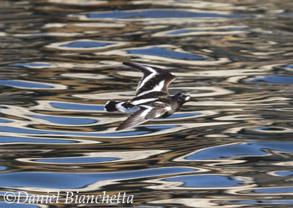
[105,62,191,130]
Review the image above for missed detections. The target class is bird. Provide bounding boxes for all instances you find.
[104,62,191,131]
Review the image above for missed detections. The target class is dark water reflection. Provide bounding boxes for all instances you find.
[0,0,292,207]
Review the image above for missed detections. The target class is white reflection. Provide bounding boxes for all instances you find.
[75,86,233,100]
[149,198,244,208]
[153,26,249,37]
[46,39,129,51]
[18,150,169,164]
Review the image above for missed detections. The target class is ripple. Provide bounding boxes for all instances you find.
[165,112,200,119]
[14,62,51,68]
[128,46,206,60]
[78,86,233,100]
[62,41,111,48]
[99,45,229,65]
[2,0,293,207]
[251,75,293,84]
[44,22,125,28]
[175,142,293,161]
[30,115,98,126]
[283,64,293,71]
[0,118,13,123]
[61,73,109,80]
[0,120,233,139]
[19,150,168,164]
[0,80,66,90]
[149,198,224,207]
[46,39,128,51]
[34,157,119,164]
[0,167,195,189]
[73,9,242,20]
[164,174,244,188]
[132,0,247,10]
[49,102,104,111]
[234,200,293,205]
[48,0,108,5]
[253,187,293,194]
[273,171,293,176]
[14,32,81,37]
[119,68,263,82]
[0,203,39,208]
[153,25,250,37]
[13,62,110,69]
[243,126,293,134]
[0,135,76,144]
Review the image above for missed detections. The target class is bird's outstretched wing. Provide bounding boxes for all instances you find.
[116,105,168,131]
[123,62,176,97]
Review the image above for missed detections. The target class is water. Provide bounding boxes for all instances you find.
[0,0,292,207]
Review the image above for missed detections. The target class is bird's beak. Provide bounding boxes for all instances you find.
[188,97,196,102]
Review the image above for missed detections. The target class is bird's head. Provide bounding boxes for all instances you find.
[173,92,191,104]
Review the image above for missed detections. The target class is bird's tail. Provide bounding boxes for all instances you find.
[104,101,121,112]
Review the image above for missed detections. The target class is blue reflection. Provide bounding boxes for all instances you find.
[14,63,50,67]
[0,126,148,137]
[258,126,285,131]
[142,125,178,130]
[284,64,293,69]
[0,80,54,89]
[254,187,293,193]
[50,102,104,111]
[0,203,39,208]
[0,166,6,171]
[35,157,119,164]
[167,113,201,119]
[167,29,192,35]
[167,27,249,35]
[60,41,113,48]
[128,47,206,60]
[275,171,293,176]
[236,200,293,204]
[88,9,241,19]
[253,75,293,84]
[279,13,293,17]
[186,142,293,160]
[0,118,12,123]
[0,136,75,144]
[165,175,243,187]
[0,167,194,188]
[31,115,97,125]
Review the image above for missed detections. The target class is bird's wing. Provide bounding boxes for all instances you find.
[123,62,176,96]
[116,105,168,131]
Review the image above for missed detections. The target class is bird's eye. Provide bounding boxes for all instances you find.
[185,96,191,101]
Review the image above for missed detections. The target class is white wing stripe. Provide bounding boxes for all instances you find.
[137,66,158,91]
[137,80,165,97]
[116,102,139,114]
[140,105,154,118]
[131,98,157,105]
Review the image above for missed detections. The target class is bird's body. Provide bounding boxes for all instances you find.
[104,62,190,130]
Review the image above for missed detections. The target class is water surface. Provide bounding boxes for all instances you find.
[0,0,292,207]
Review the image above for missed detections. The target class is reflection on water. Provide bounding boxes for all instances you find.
[0,0,292,207]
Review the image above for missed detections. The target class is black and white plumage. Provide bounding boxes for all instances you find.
[104,62,191,130]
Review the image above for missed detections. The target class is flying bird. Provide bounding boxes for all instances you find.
[104,62,191,130]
